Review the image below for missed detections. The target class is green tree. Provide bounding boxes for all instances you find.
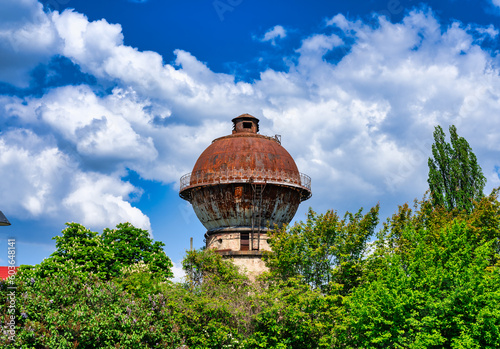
[343,191,500,348]
[246,277,340,349]
[36,223,115,279]
[264,205,379,294]
[343,220,500,348]
[102,222,173,280]
[182,248,248,289]
[0,272,183,348]
[180,248,253,348]
[33,222,173,281]
[428,125,486,212]
[2,249,250,348]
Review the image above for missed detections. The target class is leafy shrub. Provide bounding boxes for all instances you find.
[0,272,182,348]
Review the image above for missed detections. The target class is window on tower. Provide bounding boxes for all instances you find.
[240,232,249,251]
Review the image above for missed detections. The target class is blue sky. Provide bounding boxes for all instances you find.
[1,0,500,279]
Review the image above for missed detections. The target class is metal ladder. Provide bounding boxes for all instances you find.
[251,183,265,251]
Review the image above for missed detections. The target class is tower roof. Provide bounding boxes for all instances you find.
[232,113,259,133]
[231,113,259,123]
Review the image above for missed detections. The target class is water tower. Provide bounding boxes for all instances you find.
[179,114,311,276]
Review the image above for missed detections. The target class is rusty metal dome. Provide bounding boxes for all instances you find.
[180,114,311,201]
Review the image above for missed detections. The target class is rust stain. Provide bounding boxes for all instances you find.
[234,186,243,198]
[189,183,301,231]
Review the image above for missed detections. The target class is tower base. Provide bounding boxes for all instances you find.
[205,227,271,280]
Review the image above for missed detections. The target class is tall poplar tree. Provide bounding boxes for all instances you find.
[428,125,486,212]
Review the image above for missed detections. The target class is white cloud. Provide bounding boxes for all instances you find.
[170,261,186,282]
[326,14,352,30]
[62,171,150,231]
[492,0,500,8]
[256,9,500,209]
[0,0,60,86]
[16,85,157,161]
[49,9,258,121]
[0,129,70,217]
[0,129,150,231]
[467,23,499,39]
[3,85,160,182]
[262,25,287,45]
[299,33,343,53]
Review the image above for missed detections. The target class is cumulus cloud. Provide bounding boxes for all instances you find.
[0,129,70,217]
[8,85,158,166]
[62,172,150,231]
[256,9,500,210]
[1,0,500,250]
[262,25,287,45]
[492,0,500,8]
[49,9,257,121]
[467,23,499,39]
[0,128,150,231]
[0,0,60,86]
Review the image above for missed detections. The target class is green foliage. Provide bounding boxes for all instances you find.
[1,250,253,348]
[182,248,249,289]
[246,277,340,349]
[32,222,173,281]
[264,205,379,294]
[115,261,167,298]
[164,283,250,349]
[103,223,173,280]
[343,193,500,348]
[176,249,254,348]
[428,125,486,212]
[0,272,182,348]
[3,190,500,348]
[37,223,116,279]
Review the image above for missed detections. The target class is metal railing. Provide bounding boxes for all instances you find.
[299,173,311,191]
[180,168,311,193]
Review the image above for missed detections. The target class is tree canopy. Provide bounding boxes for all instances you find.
[428,125,486,212]
[264,205,379,295]
[343,191,500,348]
[3,193,500,348]
[33,222,173,280]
